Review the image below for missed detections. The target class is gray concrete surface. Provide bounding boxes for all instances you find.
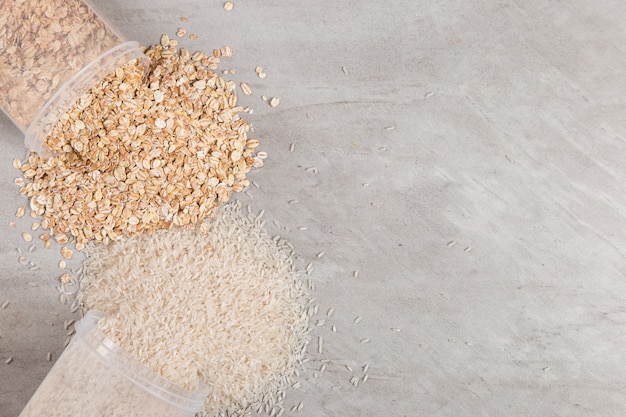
[2,0,626,415]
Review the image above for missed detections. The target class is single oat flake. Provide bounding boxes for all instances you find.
[61,247,73,260]
[221,45,233,57]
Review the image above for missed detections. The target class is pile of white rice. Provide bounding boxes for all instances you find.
[78,201,311,416]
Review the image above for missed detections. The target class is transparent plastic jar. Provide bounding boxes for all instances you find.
[18,310,208,417]
[0,0,149,156]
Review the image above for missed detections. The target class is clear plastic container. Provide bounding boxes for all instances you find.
[18,310,208,417]
[0,0,149,156]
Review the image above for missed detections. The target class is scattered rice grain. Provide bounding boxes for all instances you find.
[240,82,252,96]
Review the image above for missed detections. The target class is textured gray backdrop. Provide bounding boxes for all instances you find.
[2,1,626,416]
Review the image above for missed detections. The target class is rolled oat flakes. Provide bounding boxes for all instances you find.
[17,43,262,249]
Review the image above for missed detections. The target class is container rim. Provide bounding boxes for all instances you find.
[75,310,209,413]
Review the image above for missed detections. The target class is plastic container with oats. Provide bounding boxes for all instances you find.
[18,310,209,417]
[0,0,149,156]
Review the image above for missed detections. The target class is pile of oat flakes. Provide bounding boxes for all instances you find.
[16,35,264,250]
